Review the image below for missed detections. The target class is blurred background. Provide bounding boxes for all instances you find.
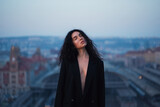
[0,0,160,107]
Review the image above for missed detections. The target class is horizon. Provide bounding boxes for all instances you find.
[0,35,160,39]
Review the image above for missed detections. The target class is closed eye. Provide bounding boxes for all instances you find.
[73,36,77,40]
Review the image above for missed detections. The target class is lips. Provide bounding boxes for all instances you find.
[81,40,85,44]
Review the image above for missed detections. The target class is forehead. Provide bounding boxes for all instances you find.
[71,31,80,38]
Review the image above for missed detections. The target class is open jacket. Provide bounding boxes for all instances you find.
[54,56,105,107]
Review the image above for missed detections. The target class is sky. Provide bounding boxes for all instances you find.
[0,0,160,38]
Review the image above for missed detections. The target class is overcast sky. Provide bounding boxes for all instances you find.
[0,0,160,38]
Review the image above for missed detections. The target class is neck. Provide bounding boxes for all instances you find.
[77,48,89,58]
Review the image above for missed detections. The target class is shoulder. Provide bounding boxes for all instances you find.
[98,59,104,67]
[92,56,103,63]
[61,58,70,64]
[91,56,103,65]
[61,58,74,67]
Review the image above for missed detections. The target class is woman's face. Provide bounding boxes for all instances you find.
[71,31,87,49]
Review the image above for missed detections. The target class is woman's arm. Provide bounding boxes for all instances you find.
[98,60,105,107]
[54,60,66,107]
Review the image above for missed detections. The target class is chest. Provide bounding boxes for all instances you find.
[78,58,89,74]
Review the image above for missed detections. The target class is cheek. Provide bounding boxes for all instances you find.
[73,41,79,48]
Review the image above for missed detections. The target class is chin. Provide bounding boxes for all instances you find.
[82,44,87,48]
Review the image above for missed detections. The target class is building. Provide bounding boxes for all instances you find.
[154,47,160,65]
[124,51,145,67]
[143,49,155,63]
[124,46,160,67]
[125,56,145,68]
[0,46,30,96]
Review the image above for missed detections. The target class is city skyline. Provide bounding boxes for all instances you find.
[0,0,160,38]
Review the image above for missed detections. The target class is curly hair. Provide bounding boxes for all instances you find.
[59,29,102,64]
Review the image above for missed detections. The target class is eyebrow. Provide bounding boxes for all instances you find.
[72,33,80,39]
[73,36,77,39]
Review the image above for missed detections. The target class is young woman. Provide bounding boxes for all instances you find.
[54,29,105,107]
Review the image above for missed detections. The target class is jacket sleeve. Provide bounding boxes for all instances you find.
[54,60,66,107]
[98,60,105,107]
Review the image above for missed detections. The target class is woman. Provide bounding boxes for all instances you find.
[54,29,105,107]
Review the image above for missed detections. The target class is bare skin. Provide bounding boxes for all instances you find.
[72,31,89,94]
[77,48,89,93]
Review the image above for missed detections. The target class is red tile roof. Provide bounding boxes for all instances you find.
[0,55,48,72]
[125,46,160,56]
[34,64,46,75]
[0,62,10,71]
[31,55,47,62]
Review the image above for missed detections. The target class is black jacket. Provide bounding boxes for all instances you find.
[54,56,105,107]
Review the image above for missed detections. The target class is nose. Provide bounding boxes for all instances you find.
[80,37,82,41]
[79,36,83,40]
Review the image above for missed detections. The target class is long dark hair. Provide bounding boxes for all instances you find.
[59,29,102,64]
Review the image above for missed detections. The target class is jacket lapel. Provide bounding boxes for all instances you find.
[71,59,83,97]
[82,57,94,98]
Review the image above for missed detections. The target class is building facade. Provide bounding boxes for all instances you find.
[0,46,29,96]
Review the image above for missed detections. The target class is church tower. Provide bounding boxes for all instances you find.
[10,46,20,72]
